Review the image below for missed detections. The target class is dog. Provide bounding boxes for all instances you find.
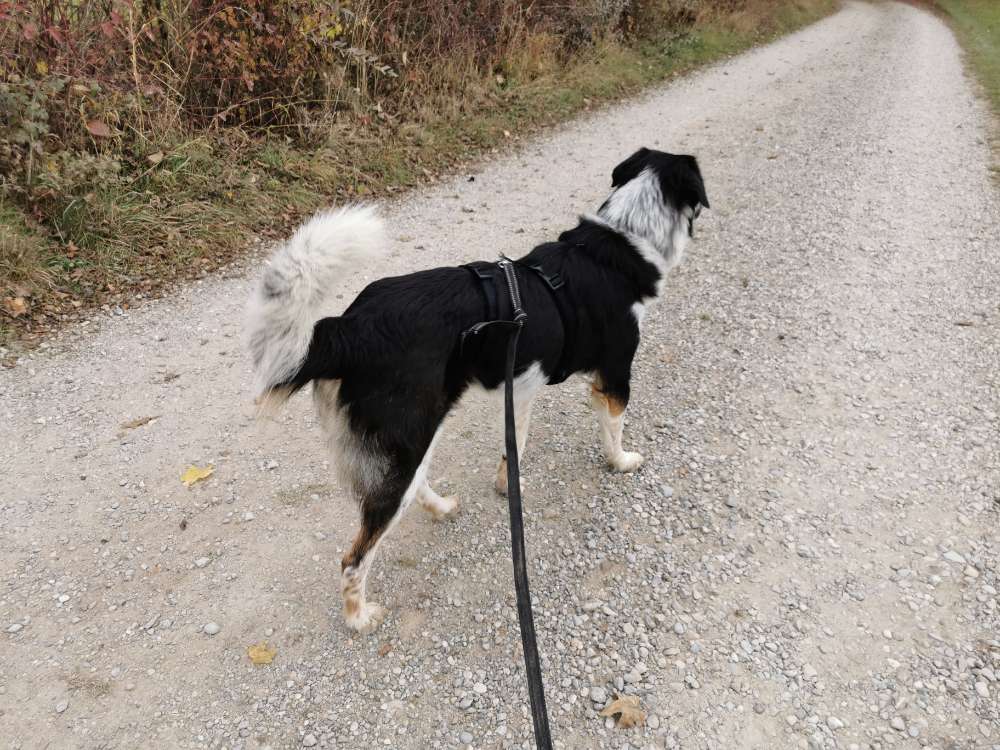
[246,147,709,631]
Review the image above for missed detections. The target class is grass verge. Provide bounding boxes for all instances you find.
[926,0,1000,171]
[0,0,835,351]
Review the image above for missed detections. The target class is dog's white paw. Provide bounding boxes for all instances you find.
[610,451,644,473]
[420,494,459,520]
[345,602,386,633]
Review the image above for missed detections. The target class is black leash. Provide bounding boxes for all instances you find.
[459,258,554,749]
[498,259,554,750]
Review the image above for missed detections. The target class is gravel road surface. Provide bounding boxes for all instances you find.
[2,2,998,748]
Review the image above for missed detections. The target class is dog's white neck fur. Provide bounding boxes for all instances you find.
[591,167,693,297]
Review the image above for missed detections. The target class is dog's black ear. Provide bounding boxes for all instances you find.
[611,148,651,188]
[684,156,711,208]
[673,154,709,211]
[687,156,710,209]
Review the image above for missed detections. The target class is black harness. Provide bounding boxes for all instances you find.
[461,256,575,384]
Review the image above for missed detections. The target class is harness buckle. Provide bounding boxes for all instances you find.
[524,261,564,290]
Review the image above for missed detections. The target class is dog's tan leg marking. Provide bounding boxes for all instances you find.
[341,524,387,633]
[416,481,459,520]
[590,382,643,472]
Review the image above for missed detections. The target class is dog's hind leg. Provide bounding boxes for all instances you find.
[417,481,459,520]
[340,427,442,632]
[405,427,457,519]
[340,481,409,633]
[590,375,644,473]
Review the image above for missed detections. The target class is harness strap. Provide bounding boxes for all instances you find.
[522,260,564,291]
[520,260,575,385]
[460,261,502,350]
[463,261,500,320]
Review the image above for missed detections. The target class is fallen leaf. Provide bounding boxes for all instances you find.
[120,415,158,430]
[247,642,276,665]
[2,297,27,318]
[181,465,214,487]
[86,120,113,138]
[599,695,646,728]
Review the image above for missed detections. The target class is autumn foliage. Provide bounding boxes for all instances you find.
[0,0,823,344]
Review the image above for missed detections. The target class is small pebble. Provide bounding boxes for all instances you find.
[203,622,221,636]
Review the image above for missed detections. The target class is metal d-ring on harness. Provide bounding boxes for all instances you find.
[461,256,554,750]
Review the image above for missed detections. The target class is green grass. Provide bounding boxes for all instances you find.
[931,0,1000,171]
[0,0,835,348]
[934,0,1000,114]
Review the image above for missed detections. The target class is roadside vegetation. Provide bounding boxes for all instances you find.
[0,0,834,347]
[930,0,1000,168]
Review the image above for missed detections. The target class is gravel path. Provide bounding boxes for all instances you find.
[2,3,998,749]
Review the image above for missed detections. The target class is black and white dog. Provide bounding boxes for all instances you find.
[247,148,709,631]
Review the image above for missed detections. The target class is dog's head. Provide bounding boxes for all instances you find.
[598,148,709,263]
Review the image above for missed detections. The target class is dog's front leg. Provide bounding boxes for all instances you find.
[495,390,537,496]
[590,379,643,472]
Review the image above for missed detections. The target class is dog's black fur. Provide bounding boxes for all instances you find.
[247,147,708,630]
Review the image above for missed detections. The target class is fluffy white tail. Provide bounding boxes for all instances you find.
[246,205,386,405]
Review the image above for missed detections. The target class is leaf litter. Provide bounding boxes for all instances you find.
[599,695,647,728]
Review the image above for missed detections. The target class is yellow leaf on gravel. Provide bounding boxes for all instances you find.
[599,695,646,728]
[248,642,276,665]
[181,465,214,486]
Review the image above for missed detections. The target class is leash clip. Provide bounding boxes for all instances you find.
[497,256,527,324]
